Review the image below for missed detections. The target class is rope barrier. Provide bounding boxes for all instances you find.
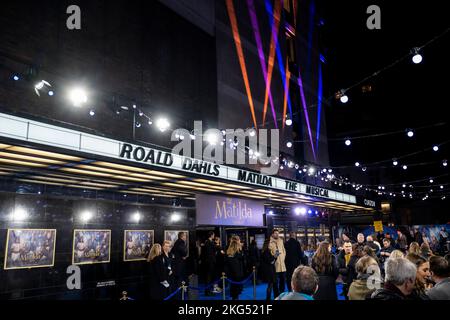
[225,272,254,285]
[163,287,182,301]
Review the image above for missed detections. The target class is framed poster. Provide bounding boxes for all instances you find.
[164,230,189,256]
[4,229,56,270]
[72,229,111,265]
[123,230,154,261]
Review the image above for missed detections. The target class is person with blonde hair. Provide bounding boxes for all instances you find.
[390,250,405,259]
[148,243,171,300]
[268,229,286,298]
[348,256,381,300]
[409,242,421,255]
[225,238,244,300]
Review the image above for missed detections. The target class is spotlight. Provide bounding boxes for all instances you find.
[294,207,307,216]
[345,139,351,146]
[286,141,293,148]
[171,213,181,222]
[411,48,423,64]
[135,122,141,128]
[205,132,219,146]
[11,207,28,221]
[433,145,439,152]
[285,117,292,126]
[80,210,93,222]
[268,210,274,215]
[89,110,95,116]
[132,212,141,223]
[156,117,170,132]
[68,87,87,106]
[34,80,52,96]
[12,75,19,81]
[48,90,54,96]
[407,130,414,138]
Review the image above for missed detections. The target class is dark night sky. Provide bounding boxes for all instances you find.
[319,0,449,201]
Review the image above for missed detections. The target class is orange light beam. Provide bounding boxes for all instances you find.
[226,0,258,129]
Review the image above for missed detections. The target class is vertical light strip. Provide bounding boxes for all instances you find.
[226,0,258,129]
[282,57,291,129]
[261,0,282,126]
[297,70,317,160]
[246,0,278,128]
[265,0,293,119]
[316,56,323,153]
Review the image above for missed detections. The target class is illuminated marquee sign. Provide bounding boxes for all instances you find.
[0,113,357,205]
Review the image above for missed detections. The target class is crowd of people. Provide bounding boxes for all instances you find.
[144,229,450,300]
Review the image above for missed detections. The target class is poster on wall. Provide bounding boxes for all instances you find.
[72,229,111,265]
[123,230,154,261]
[4,229,56,270]
[164,230,189,256]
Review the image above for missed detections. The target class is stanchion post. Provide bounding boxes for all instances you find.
[221,272,226,300]
[253,266,256,300]
[181,281,186,301]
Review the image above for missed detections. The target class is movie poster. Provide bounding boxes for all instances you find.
[72,229,111,265]
[4,229,56,270]
[164,230,189,256]
[123,230,154,261]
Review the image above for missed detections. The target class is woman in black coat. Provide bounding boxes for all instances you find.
[224,238,245,300]
[148,243,171,300]
[311,241,339,300]
[260,239,277,300]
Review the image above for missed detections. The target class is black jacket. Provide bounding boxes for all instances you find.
[312,255,339,300]
[225,251,245,281]
[260,249,277,283]
[203,239,216,267]
[149,254,171,300]
[337,251,358,285]
[247,242,260,268]
[370,282,407,300]
[285,238,307,271]
[170,238,188,278]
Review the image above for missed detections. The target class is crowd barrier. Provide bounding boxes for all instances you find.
[119,267,258,301]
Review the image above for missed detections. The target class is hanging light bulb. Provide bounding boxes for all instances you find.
[355,162,360,167]
[345,139,351,146]
[89,110,95,116]
[402,165,408,170]
[443,160,448,167]
[429,178,434,183]
[433,145,439,152]
[340,94,349,104]
[393,159,398,166]
[285,116,292,126]
[286,141,293,148]
[407,130,414,138]
[411,47,423,64]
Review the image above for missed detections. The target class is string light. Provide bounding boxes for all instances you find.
[285,116,292,126]
[12,74,19,81]
[345,139,351,146]
[89,110,95,116]
[403,165,408,170]
[407,130,414,138]
[433,145,439,152]
[411,48,423,64]
[286,141,293,148]
[393,159,398,166]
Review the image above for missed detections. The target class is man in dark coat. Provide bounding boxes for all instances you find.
[170,231,188,296]
[285,232,308,291]
[203,231,216,296]
[370,257,417,300]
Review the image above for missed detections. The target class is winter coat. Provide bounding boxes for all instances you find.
[269,237,286,273]
[348,278,376,300]
[285,238,307,271]
[260,249,277,283]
